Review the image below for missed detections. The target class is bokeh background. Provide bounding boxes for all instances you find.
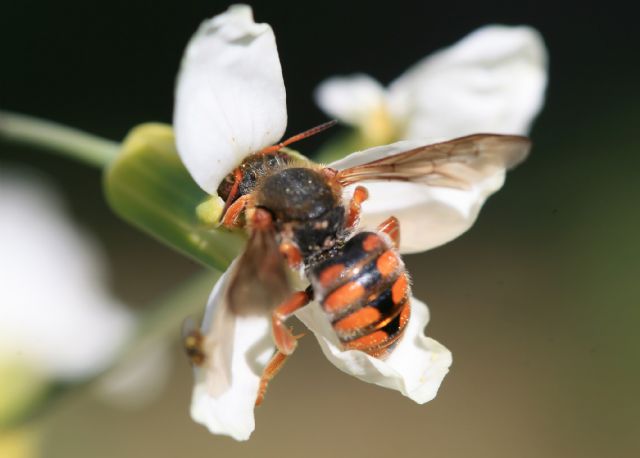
[1,0,639,457]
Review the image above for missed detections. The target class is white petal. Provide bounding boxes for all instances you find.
[330,141,507,253]
[190,260,274,441]
[388,25,547,139]
[0,169,133,379]
[314,74,387,127]
[174,4,287,194]
[295,297,451,403]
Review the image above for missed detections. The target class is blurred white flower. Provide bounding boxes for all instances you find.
[315,25,547,144]
[174,5,541,441]
[315,25,547,254]
[0,168,133,380]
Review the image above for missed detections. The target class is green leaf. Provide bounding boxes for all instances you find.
[104,123,244,270]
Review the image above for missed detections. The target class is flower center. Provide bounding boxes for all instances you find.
[361,103,396,146]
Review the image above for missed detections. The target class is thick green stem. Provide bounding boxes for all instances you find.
[0,110,119,168]
[105,123,245,271]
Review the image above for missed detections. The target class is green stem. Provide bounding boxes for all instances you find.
[0,110,119,168]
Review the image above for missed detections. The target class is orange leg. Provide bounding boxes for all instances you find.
[219,194,251,228]
[256,289,312,406]
[221,168,243,215]
[377,216,400,249]
[346,186,369,230]
[279,242,302,269]
[255,351,288,406]
[272,290,311,355]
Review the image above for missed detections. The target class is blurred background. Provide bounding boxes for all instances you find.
[1,0,639,457]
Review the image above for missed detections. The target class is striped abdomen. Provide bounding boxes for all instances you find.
[309,231,410,356]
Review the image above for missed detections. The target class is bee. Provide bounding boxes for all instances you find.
[185,124,531,405]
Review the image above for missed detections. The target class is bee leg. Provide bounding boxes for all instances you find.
[377,216,400,249]
[272,289,312,355]
[279,242,302,269]
[255,351,288,406]
[346,185,369,229]
[220,194,251,228]
[256,289,312,406]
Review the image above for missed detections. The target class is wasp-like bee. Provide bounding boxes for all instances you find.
[185,124,531,404]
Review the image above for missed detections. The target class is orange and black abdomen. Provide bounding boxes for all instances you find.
[309,232,411,356]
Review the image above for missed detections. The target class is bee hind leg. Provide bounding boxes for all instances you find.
[377,216,400,249]
[256,288,312,406]
[272,289,312,355]
[255,351,288,406]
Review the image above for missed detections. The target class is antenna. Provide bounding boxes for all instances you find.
[258,120,338,154]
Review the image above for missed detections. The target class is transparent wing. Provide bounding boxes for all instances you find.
[329,134,531,254]
[226,218,291,315]
[336,134,530,189]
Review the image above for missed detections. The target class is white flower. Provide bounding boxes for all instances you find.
[0,168,133,380]
[189,258,274,440]
[315,24,547,144]
[174,4,286,195]
[316,25,547,253]
[174,5,544,441]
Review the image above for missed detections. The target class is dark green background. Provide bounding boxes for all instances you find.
[1,1,639,457]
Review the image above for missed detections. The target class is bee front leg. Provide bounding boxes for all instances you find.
[346,185,369,230]
[256,288,312,406]
[219,194,251,228]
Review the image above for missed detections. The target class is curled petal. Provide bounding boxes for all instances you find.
[314,74,387,127]
[174,4,287,194]
[295,297,451,403]
[190,260,274,441]
[388,25,547,139]
[330,140,508,253]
